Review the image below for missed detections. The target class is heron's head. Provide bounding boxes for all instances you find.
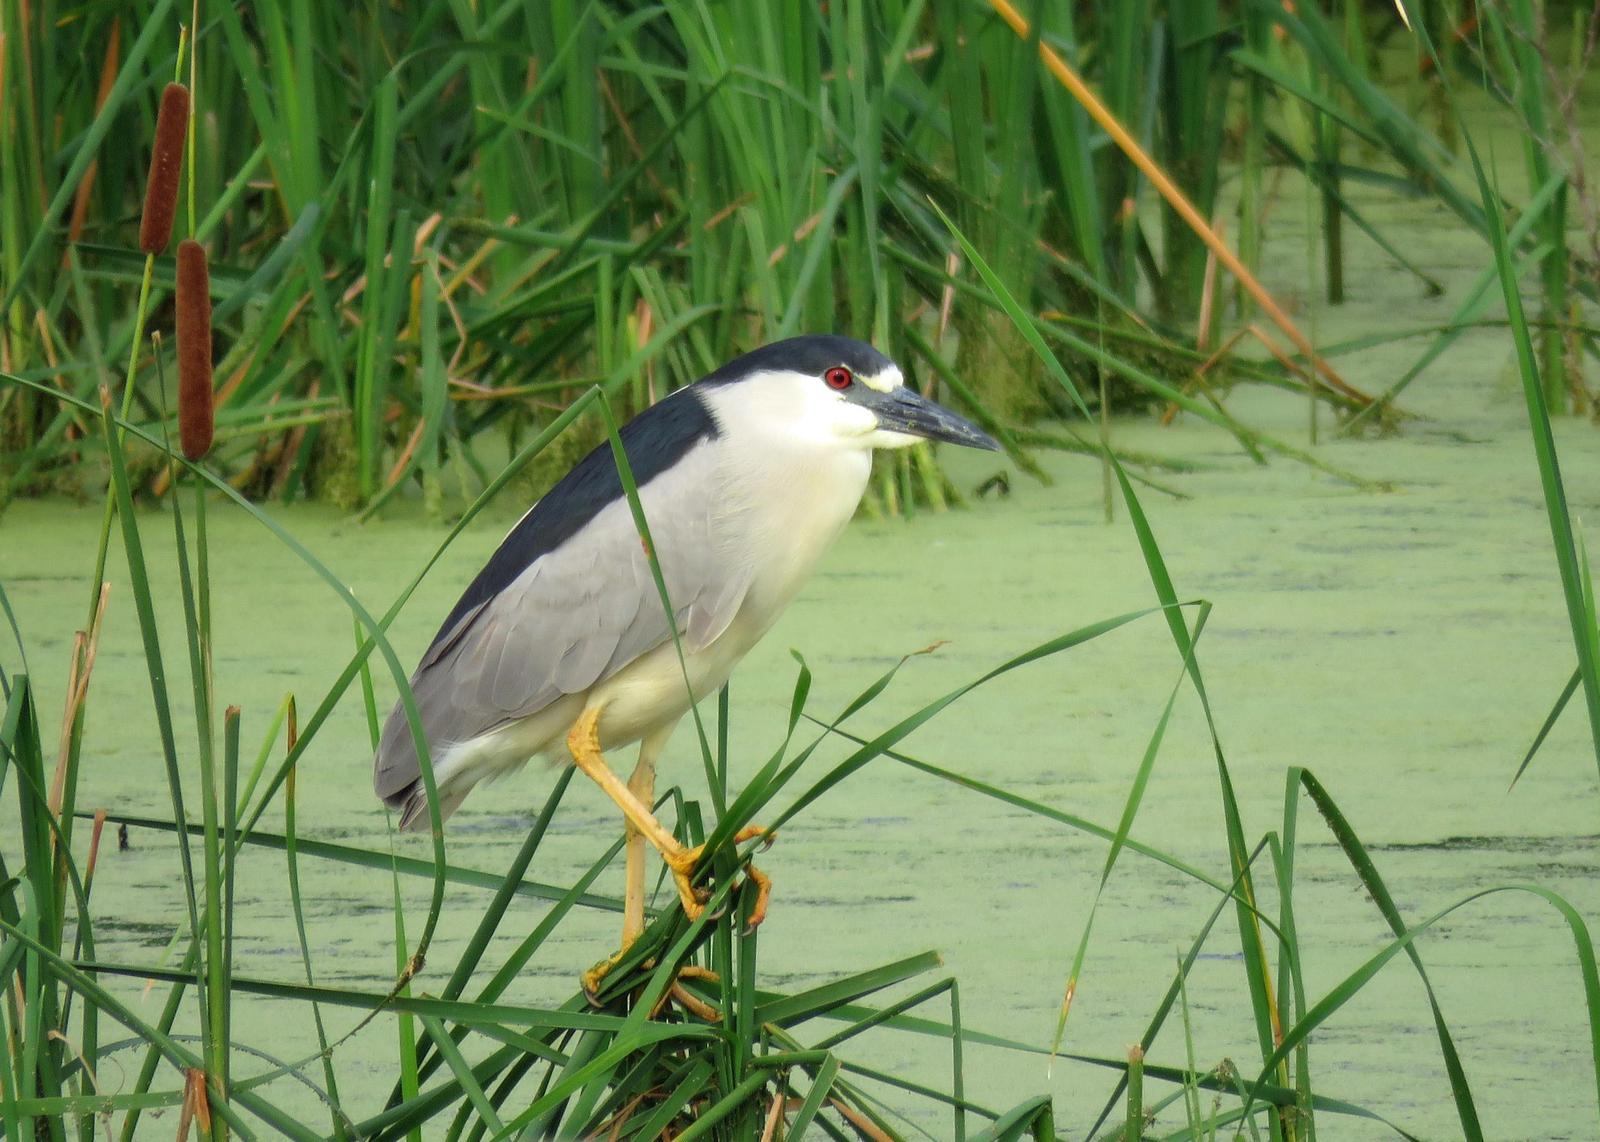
[698,334,1000,453]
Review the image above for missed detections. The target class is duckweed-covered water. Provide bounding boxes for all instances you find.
[7,188,1600,1140]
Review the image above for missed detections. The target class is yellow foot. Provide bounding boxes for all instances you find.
[742,861,772,932]
[581,946,629,1005]
[583,828,776,1004]
[662,825,775,925]
[649,965,722,1022]
[584,958,722,1013]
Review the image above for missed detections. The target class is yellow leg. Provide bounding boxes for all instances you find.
[621,728,670,947]
[566,707,705,919]
[570,707,777,1002]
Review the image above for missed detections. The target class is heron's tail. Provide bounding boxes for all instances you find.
[391,781,469,831]
[373,694,470,831]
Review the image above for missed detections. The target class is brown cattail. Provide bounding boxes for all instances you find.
[138,82,189,255]
[176,238,214,460]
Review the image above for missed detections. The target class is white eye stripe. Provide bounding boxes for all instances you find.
[855,366,901,394]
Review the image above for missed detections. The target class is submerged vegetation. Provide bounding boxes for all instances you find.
[3,1,1600,1139]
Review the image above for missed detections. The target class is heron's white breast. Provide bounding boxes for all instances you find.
[699,374,874,637]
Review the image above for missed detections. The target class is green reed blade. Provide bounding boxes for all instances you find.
[417,1015,502,1135]
[669,1069,771,1142]
[99,398,208,991]
[167,457,232,1129]
[932,198,1299,1125]
[1056,612,1210,1055]
[1467,171,1600,776]
[1243,880,1600,1131]
[1295,769,1485,1137]
[283,734,349,1138]
[811,977,956,1054]
[786,1053,842,1138]
[818,725,1246,903]
[1085,830,1279,1138]
[1511,667,1584,791]
[755,952,940,1027]
[1347,169,1568,431]
[965,1094,1054,1142]
[0,580,28,686]
[594,388,721,811]
[624,1058,716,1140]
[495,1024,718,1137]
[772,605,1172,832]
[85,812,619,914]
[2,1091,184,1118]
[394,771,580,1098]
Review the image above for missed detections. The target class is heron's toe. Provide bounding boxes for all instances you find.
[741,862,772,934]
[581,950,624,1005]
[660,827,775,925]
[666,864,709,919]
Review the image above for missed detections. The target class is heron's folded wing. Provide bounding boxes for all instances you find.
[372,441,754,804]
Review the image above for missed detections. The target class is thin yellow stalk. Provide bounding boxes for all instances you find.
[442,214,516,299]
[987,0,1370,406]
[84,810,107,891]
[51,632,89,810]
[50,582,110,816]
[188,0,198,238]
[828,1099,894,1142]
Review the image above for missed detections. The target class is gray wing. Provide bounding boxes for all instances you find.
[372,441,753,809]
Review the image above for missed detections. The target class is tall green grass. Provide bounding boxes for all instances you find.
[1414,2,1600,796]
[15,0,1592,511]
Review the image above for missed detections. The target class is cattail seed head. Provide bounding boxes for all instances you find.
[176,238,214,461]
[139,82,189,255]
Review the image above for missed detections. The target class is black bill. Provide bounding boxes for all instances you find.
[861,385,1001,451]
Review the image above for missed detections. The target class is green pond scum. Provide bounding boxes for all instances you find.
[4,352,1599,1136]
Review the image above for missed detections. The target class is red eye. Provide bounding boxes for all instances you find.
[824,366,853,390]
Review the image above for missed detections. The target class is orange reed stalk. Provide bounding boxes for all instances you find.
[66,17,122,251]
[986,0,1367,405]
[139,82,189,255]
[176,239,214,460]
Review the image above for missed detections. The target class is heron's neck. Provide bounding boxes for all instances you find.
[707,405,872,634]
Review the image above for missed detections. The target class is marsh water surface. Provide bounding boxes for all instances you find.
[6,186,1600,1138]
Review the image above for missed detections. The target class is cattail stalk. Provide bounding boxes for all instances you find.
[139,82,189,255]
[176,239,214,460]
[88,57,193,699]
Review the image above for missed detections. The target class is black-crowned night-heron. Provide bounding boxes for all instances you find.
[372,334,998,979]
